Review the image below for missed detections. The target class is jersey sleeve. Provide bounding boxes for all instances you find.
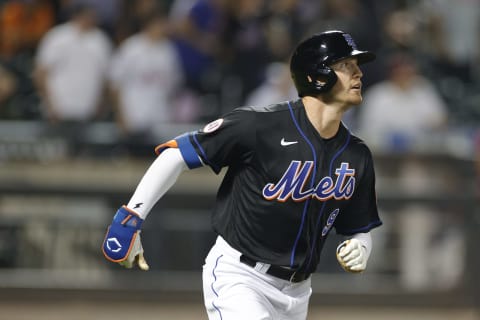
[155,108,255,174]
[334,148,382,235]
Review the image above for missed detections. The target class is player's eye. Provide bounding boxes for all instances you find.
[339,61,351,70]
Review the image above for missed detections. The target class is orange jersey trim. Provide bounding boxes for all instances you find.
[154,140,178,155]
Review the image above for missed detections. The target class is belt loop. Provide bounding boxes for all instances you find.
[254,262,271,273]
[289,271,298,283]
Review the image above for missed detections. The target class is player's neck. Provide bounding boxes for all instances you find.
[302,96,344,139]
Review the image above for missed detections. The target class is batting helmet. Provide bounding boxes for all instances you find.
[290,30,375,97]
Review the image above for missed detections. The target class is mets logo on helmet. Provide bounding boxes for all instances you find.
[342,33,358,50]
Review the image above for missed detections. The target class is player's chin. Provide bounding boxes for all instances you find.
[351,89,363,100]
[348,94,363,106]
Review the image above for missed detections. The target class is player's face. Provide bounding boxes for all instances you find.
[329,57,364,107]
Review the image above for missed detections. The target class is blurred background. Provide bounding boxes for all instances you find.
[0,0,479,319]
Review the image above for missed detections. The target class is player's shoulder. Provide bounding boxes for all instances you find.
[225,102,294,130]
[234,101,293,114]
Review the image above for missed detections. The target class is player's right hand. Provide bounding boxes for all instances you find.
[102,206,149,271]
[336,238,367,273]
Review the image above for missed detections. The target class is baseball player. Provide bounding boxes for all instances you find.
[102,30,382,320]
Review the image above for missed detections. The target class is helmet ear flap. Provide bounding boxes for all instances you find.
[297,66,337,97]
[310,65,337,93]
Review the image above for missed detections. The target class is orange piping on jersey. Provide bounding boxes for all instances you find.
[155,140,178,155]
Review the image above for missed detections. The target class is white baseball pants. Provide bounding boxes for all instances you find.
[202,236,312,320]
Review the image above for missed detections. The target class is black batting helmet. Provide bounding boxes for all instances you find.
[290,30,375,97]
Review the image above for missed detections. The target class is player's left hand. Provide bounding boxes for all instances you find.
[102,206,149,271]
[118,230,149,271]
[336,238,367,273]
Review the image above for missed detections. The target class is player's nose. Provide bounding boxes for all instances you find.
[353,63,363,78]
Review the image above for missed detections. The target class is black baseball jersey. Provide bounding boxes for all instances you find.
[156,99,382,273]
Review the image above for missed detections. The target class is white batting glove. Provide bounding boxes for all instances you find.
[336,238,368,273]
[118,230,150,271]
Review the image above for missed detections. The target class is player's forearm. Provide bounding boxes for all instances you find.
[126,148,188,219]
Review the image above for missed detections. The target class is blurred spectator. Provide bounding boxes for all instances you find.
[305,0,381,88]
[168,0,196,20]
[396,159,465,291]
[0,64,17,107]
[108,8,184,156]
[358,51,463,291]
[308,0,379,50]
[115,0,165,44]
[0,0,55,120]
[357,52,448,150]
[412,0,480,125]
[0,0,55,58]
[376,8,431,81]
[417,0,480,84]
[263,0,306,63]
[57,0,123,38]
[33,4,112,154]
[170,0,227,93]
[0,57,42,119]
[476,131,480,198]
[219,0,270,108]
[245,62,296,107]
[34,3,111,124]
[381,9,419,53]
